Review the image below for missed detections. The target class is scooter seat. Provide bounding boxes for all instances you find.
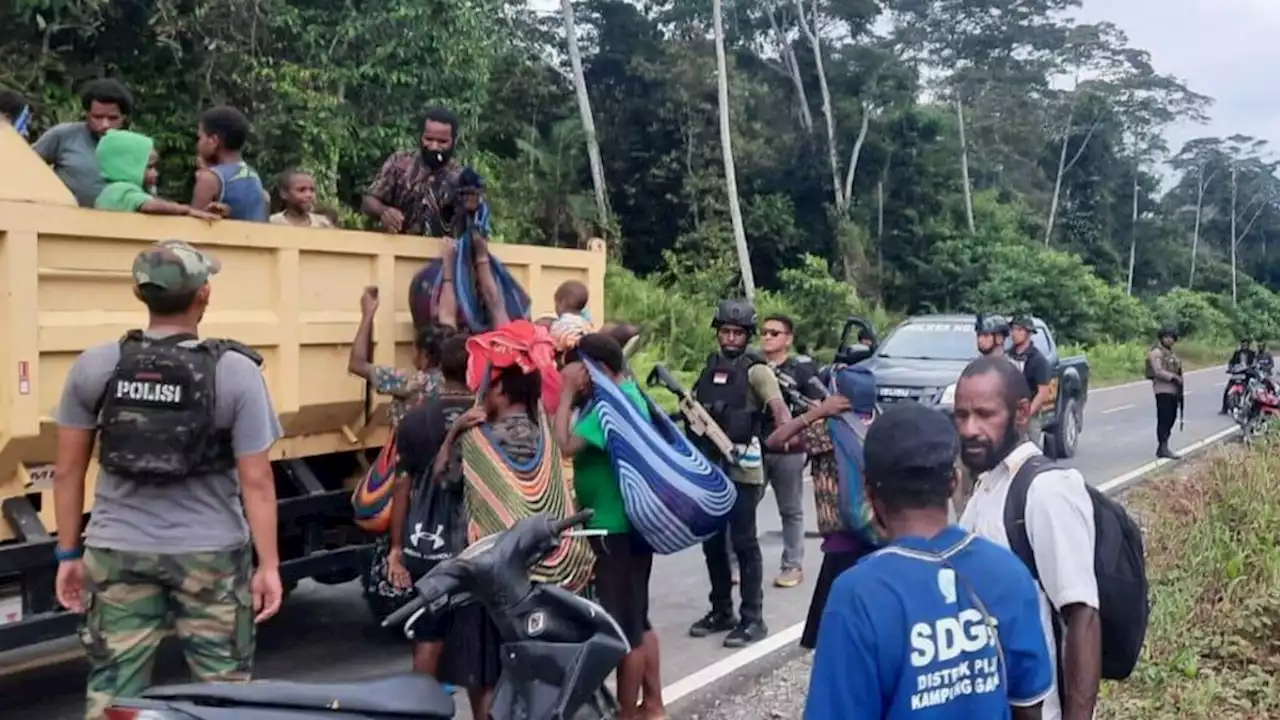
[142,672,455,718]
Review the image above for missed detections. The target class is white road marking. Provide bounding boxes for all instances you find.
[662,422,1242,705]
[1091,364,1224,394]
[1100,404,1135,415]
[1096,426,1240,494]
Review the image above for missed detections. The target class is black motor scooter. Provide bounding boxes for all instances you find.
[105,510,629,720]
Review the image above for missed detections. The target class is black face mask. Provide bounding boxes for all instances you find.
[421,146,452,171]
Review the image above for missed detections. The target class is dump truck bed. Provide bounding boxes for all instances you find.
[0,121,603,543]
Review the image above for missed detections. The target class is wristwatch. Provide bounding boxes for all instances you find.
[54,545,84,562]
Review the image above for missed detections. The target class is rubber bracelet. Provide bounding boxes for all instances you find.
[54,545,84,562]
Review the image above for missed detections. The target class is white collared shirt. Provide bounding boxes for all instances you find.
[959,441,1100,720]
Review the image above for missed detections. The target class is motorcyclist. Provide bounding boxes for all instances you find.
[1258,342,1275,374]
[1223,338,1258,415]
[1228,337,1257,368]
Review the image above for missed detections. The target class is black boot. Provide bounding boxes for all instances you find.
[723,618,769,648]
[689,610,737,637]
[1156,443,1179,460]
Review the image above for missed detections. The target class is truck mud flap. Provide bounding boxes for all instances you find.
[0,496,77,652]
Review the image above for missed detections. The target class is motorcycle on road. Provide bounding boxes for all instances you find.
[105,510,627,720]
[1228,365,1280,443]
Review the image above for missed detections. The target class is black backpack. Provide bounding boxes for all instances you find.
[1003,454,1149,681]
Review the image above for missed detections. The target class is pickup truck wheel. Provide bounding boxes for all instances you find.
[1049,396,1081,459]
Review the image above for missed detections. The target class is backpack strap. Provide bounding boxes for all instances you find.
[203,338,265,366]
[1002,453,1056,582]
[1002,452,1067,704]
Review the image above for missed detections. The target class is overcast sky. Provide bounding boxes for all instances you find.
[528,0,1277,163]
[1075,0,1279,163]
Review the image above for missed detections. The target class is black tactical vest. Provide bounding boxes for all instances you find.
[97,330,260,483]
[693,351,764,446]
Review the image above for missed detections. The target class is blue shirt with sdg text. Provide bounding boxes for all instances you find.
[805,525,1052,720]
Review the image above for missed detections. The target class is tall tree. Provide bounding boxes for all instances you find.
[712,0,756,297]
[560,0,611,234]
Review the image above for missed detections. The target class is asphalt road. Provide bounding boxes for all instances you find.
[0,365,1237,720]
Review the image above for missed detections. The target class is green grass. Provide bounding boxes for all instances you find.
[1062,340,1233,388]
[1099,435,1280,718]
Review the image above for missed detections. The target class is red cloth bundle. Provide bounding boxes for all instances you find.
[465,319,563,414]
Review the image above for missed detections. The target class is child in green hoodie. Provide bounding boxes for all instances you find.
[94,129,220,219]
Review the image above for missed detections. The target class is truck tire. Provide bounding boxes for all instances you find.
[1045,396,1081,459]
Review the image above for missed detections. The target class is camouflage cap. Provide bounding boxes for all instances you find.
[132,240,221,295]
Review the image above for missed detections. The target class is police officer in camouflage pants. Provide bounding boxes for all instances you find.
[52,240,284,719]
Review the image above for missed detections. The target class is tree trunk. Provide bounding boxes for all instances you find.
[783,47,814,133]
[1231,165,1238,306]
[1189,172,1204,289]
[765,9,813,134]
[841,103,871,214]
[876,175,885,281]
[560,0,610,230]
[796,0,841,209]
[712,0,755,298]
[956,99,975,234]
[1126,167,1138,295]
[1045,130,1070,246]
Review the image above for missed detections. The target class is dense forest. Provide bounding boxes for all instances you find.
[4,0,1279,360]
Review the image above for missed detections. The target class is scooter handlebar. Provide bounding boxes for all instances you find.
[382,594,425,629]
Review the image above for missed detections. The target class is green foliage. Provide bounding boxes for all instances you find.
[9,0,1280,378]
[1063,340,1231,387]
[1149,289,1235,344]
[1100,439,1280,717]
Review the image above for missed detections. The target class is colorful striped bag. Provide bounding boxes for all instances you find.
[582,360,737,554]
[458,410,595,593]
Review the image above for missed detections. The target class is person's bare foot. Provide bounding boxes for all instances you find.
[638,703,668,720]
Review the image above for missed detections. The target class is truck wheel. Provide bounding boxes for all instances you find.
[1048,397,1081,459]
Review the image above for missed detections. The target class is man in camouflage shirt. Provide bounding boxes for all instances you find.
[360,106,474,237]
[53,240,284,719]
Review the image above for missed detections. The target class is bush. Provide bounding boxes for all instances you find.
[1147,289,1235,344]
[1100,437,1280,718]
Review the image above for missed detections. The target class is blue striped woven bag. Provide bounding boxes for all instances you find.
[408,206,531,332]
[582,359,737,554]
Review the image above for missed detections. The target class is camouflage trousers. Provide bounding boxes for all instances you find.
[80,546,255,720]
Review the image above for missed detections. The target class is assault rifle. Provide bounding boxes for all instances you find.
[1177,368,1185,432]
[646,364,741,464]
[776,370,829,413]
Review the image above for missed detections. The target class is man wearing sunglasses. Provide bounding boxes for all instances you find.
[759,314,820,589]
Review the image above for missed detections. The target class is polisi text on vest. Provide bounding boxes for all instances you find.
[115,379,184,404]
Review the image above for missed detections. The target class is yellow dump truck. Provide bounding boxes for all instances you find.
[0,126,606,651]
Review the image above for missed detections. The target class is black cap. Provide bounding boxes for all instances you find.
[1010,315,1038,333]
[864,403,959,489]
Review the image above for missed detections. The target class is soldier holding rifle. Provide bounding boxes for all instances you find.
[1147,326,1183,459]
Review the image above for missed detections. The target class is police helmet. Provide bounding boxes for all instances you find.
[1157,325,1180,341]
[975,314,1010,337]
[712,299,757,332]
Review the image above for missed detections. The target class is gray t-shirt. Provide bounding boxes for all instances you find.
[55,334,284,553]
[33,122,103,208]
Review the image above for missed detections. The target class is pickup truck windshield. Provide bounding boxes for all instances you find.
[877,322,978,361]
